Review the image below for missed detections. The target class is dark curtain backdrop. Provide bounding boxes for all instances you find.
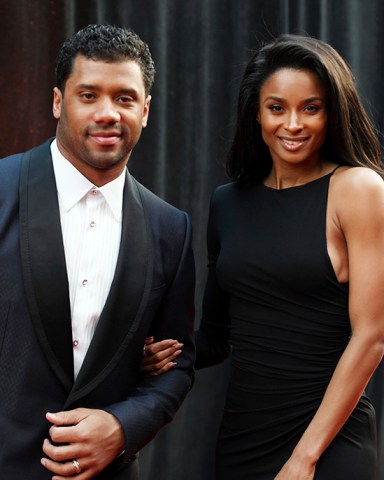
[1,1,383,479]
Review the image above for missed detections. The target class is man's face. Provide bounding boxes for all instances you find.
[53,55,151,185]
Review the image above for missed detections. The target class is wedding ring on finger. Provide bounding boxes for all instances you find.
[72,458,81,474]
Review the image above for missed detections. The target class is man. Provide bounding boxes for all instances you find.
[0,24,195,479]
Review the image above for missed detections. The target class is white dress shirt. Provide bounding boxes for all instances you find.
[51,140,125,378]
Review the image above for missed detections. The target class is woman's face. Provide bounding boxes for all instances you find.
[258,68,327,168]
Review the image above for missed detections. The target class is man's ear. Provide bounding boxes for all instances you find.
[142,95,151,128]
[52,87,62,120]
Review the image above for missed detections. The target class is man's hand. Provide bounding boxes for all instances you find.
[41,408,125,479]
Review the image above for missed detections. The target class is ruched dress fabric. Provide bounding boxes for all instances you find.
[200,172,377,479]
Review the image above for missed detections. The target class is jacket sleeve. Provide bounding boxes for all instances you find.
[104,211,195,461]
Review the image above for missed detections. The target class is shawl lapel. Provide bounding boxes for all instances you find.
[19,139,154,401]
[68,171,154,402]
[19,140,74,391]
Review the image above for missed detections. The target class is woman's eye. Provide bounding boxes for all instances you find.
[305,105,320,112]
[268,105,283,112]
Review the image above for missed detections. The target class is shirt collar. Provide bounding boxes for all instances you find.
[51,139,125,221]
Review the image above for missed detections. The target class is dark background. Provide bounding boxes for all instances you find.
[1,1,383,478]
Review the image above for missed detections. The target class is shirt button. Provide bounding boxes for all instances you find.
[73,340,79,347]
[90,221,96,228]
[82,279,88,286]
[92,188,98,195]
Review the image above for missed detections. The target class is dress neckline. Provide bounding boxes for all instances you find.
[261,166,340,192]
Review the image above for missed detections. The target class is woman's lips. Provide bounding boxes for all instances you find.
[279,136,309,151]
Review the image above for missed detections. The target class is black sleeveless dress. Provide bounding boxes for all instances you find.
[199,172,377,479]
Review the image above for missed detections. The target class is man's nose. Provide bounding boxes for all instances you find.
[94,99,121,123]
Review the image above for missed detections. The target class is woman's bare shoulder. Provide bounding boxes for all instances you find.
[332,166,384,199]
[331,166,384,220]
[333,165,383,186]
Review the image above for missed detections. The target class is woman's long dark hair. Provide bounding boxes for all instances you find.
[226,34,383,184]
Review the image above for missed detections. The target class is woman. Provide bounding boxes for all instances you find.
[143,34,384,479]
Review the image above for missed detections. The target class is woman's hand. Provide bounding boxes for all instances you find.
[274,455,316,480]
[140,337,183,375]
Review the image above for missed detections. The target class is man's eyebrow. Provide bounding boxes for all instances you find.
[76,83,97,90]
[118,88,140,96]
[76,84,140,95]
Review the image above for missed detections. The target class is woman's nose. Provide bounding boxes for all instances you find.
[285,111,303,132]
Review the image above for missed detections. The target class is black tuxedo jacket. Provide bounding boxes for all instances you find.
[0,139,195,479]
